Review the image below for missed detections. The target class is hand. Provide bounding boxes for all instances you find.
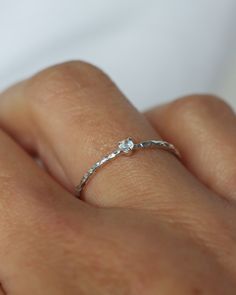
[0,61,235,294]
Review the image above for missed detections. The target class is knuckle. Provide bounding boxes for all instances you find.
[26,60,109,108]
[169,94,228,120]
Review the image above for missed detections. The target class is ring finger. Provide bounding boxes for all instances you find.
[0,61,217,209]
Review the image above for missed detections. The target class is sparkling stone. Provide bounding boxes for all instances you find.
[118,138,134,153]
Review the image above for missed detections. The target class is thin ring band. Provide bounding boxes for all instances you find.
[75,137,180,199]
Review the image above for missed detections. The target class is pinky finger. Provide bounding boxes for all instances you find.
[146,95,236,202]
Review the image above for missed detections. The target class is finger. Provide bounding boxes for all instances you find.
[0,61,214,209]
[0,127,89,292]
[0,128,72,208]
[0,285,5,295]
[146,95,236,202]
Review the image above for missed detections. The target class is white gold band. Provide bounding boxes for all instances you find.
[75,138,180,199]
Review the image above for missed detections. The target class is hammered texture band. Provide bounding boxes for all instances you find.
[75,138,180,199]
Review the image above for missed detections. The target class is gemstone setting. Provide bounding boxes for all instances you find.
[118,138,135,153]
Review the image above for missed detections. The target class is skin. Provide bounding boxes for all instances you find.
[0,61,234,294]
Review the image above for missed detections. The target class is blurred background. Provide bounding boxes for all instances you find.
[0,0,235,110]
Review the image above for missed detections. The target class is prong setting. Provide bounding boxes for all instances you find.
[118,138,135,154]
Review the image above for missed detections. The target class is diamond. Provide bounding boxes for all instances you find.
[118,138,134,153]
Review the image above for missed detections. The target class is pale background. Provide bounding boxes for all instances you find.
[0,0,235,110]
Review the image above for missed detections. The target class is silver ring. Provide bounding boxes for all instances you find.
[75,137,180,199]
